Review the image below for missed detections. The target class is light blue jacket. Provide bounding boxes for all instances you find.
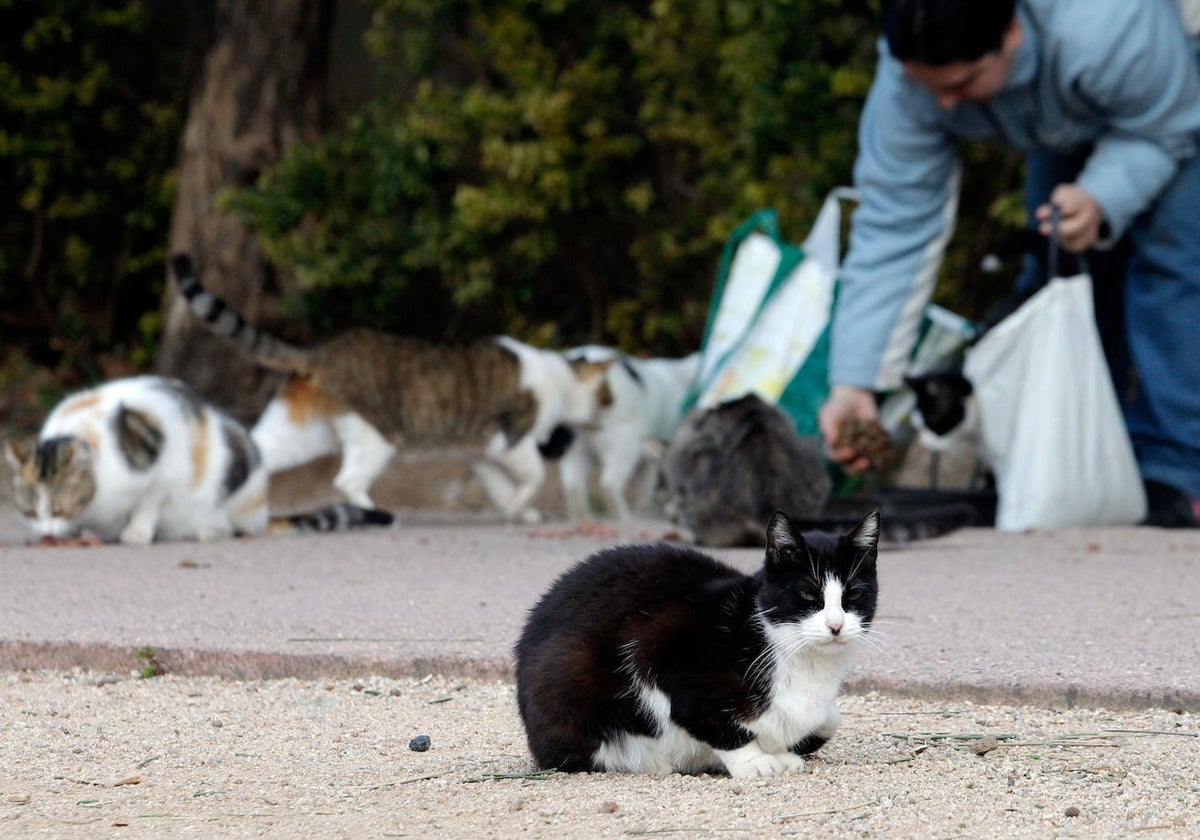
[831,0,1200,391]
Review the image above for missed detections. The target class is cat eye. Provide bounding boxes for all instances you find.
[800,591,819,602]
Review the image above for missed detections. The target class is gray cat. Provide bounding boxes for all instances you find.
[662,395,830,546]
[662,394,974,546]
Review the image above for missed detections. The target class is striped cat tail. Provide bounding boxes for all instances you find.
[268,503,395,535]
[170,253,313,375]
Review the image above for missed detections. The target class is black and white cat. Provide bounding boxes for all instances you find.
[515,509,879,777]
[903,370,980,453]
[4,376,391,544]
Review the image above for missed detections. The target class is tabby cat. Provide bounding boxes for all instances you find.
[661,394,831,546]
[661,394,974,546]
[515,509,879,776]
[4,376,392,544]
[170,254,611,521]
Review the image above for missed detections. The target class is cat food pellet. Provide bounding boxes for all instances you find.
[1065,806,1081,817]
[408,735,431,752]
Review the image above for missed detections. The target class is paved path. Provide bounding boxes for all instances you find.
[0,509,1197,711]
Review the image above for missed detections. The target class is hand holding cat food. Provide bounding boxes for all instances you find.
[818,385,879,474]
[835,418,900,474]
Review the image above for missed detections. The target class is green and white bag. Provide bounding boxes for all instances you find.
[688,188,855,436]
[688,188,972,442]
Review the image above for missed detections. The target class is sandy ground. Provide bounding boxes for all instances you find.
[1,670,1197,839]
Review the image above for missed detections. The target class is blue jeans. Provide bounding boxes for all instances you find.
[1017,141,1200,501]
[1123,143,1200,500]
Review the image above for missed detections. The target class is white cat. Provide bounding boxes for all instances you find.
[5,376,270,544]
[554,346,700,521]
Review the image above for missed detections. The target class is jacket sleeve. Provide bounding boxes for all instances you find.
[1073,1,1200,240]
[830,48,960,392]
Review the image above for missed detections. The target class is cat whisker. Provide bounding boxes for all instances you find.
[805,544,820,584]
[855,634,889,654]
[857,628,894,653]
[860,626,899,646]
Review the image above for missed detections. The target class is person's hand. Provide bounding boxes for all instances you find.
[1036,184,1105,253]
[818,385,878,474]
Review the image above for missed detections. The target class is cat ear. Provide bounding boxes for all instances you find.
[847,509,881,555]
[765,509,804,563]
[3,439,31,471]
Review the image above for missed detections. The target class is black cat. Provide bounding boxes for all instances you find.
[514,510,879,777]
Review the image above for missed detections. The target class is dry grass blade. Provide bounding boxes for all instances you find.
[776,799,880,821]
[884,732,1019,743]
[462,769,558,783]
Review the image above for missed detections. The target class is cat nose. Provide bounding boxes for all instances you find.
[827,618,843,635]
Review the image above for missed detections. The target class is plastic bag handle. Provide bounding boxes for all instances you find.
[1046,203,1089,280]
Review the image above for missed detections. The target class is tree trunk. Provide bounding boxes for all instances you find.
[157,0,334,423]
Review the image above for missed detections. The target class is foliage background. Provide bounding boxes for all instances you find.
[0,0,208,389]
[2,0,1026,394]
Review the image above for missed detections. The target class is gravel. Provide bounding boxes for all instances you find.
[2,670,1197,839]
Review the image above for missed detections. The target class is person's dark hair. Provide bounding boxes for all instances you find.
[882,0,1017,65]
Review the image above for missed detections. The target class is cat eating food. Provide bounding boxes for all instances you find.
[4,376,392,544]
[661,394,831,546]
[170,254,611,521]
[661,394,975,546]
[514,509,879,777]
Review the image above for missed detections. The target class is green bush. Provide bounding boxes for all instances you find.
[0,0,197,378]
[226,0,906,353]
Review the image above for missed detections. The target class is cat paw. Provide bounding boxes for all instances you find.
[119,524,155,545]
[517,507,543,524]
[194,526,232,542]
[719,745,806,778]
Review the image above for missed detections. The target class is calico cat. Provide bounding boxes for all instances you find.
[170,254,611,521]
[4,376,392,544]
[661,394,974,546]
[515,509,879,776]
[554,346,700,521]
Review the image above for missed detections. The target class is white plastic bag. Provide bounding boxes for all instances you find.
[963,274,1146,530]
